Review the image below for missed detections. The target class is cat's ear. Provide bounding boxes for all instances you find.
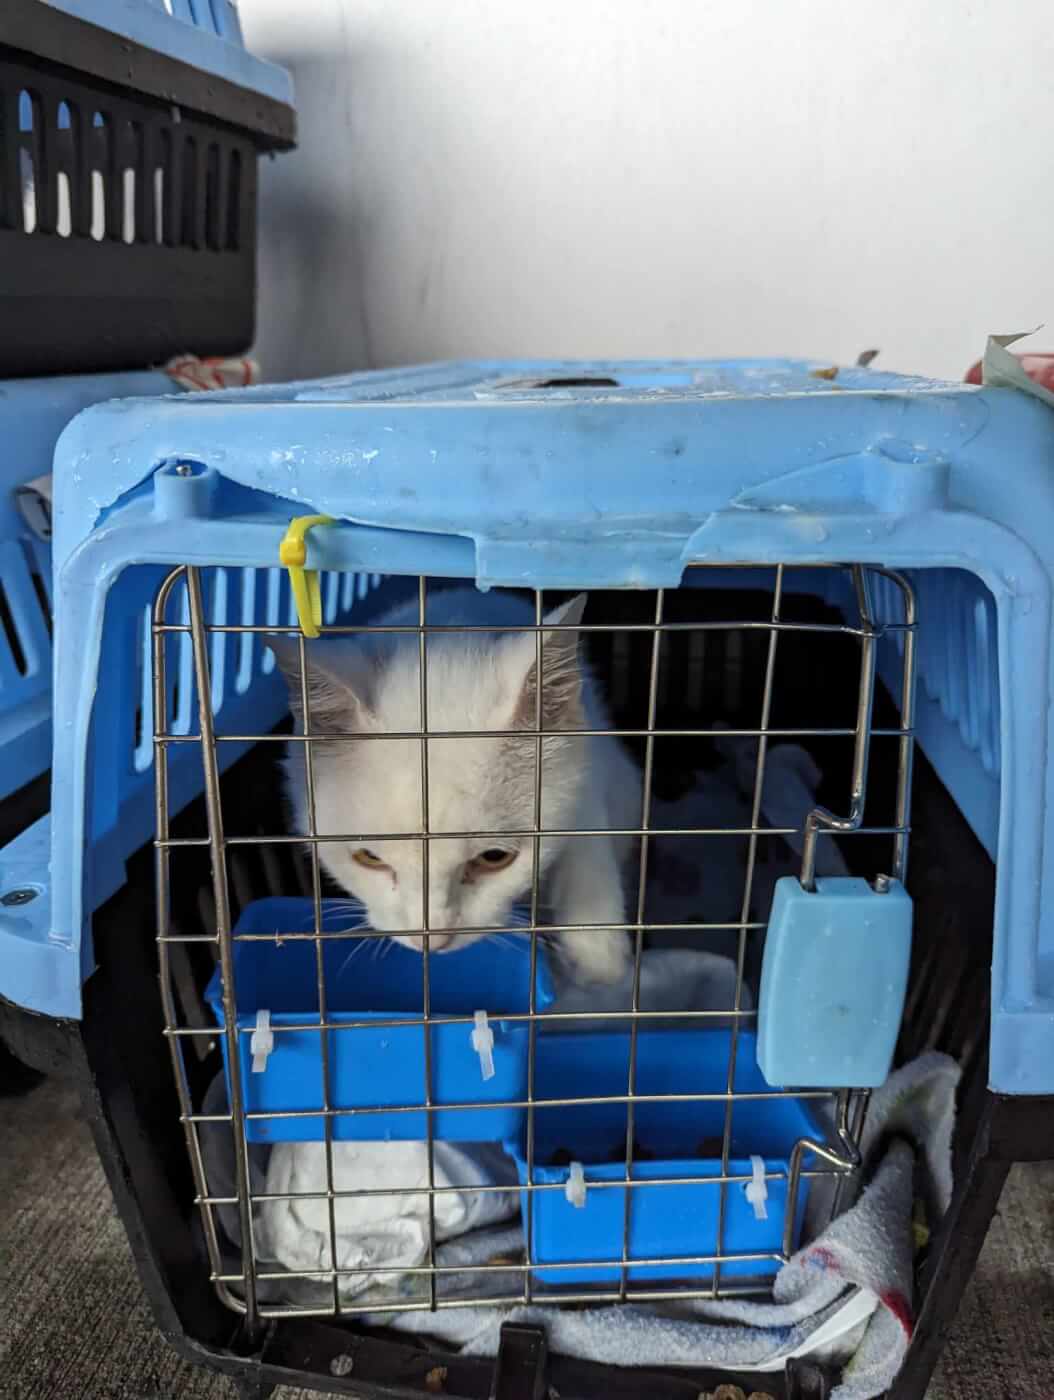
[267,637,374,734]
[507,593,588,730]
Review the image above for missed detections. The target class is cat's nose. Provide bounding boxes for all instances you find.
[427,899,456,933]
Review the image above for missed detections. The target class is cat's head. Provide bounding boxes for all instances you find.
[270,595,588,954]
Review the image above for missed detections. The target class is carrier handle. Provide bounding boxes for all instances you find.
[279,514,335,638]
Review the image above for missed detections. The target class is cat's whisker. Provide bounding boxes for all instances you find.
[336,938,372,977]
[485,933,525,954]
[326,926,372,946]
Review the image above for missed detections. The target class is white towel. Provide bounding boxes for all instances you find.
[381,1051,961,1400]
[256,1139,519,1300]
[544,946,749,1027]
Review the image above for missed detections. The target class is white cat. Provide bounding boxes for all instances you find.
[270,588,642,984]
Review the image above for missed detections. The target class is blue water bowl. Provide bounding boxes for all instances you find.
[509,1029,819,1286]
[206,896,554,1143]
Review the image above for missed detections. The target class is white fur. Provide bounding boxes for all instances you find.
[271,588,642,984]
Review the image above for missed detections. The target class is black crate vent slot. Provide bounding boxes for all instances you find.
[0,0,294,377]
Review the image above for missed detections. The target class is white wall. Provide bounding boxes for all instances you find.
[239,0,1053,384]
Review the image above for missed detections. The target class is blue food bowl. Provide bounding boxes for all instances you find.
[509,1028,819,1285]
[206,896,554,1142]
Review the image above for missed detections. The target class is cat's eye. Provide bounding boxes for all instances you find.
[353,848,389,870]
[470,848,518,874]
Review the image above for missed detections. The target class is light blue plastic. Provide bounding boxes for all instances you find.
[0,371,172,805]
[7,356,1054,1096]
[0,512,386,1016]
[43,0,294,107]
[511,1030,816,1285]
[757,876,913,1089]
[205,897,555,1143]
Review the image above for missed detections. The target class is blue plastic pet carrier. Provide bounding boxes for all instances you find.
[0,0,294,376]
[2,357,1051,1400]
[0,370,173,839]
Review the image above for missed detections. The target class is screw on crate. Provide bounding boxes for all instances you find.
[1,888,38,907]
[154,458,218,519]
[471,1009,496,1081]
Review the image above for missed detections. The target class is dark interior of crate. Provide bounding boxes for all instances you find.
[78,571,996,1391]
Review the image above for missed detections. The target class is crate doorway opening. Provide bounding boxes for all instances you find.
[152,562,922,1319]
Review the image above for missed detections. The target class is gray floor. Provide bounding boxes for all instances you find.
[2,1076,1052,1400]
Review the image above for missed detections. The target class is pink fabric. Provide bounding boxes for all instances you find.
[164,355,259,392]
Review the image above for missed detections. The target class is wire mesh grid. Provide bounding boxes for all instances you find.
[153,561,918,1328]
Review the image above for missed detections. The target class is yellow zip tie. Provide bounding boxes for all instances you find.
[279,514,335,638]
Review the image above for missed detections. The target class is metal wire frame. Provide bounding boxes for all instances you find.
[712,563,786,1296]
[296,615,342,1317]
[155,566,255,1324]
[153,561,918,1326]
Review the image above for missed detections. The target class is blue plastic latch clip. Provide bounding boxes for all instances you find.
[757,875,913,1089]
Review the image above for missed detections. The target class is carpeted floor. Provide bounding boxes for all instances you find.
[2,1075,1051,1400]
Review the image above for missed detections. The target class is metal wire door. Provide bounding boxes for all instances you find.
[154,562,917,1329]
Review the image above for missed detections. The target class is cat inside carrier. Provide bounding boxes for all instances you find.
[9,358,1044,1399]
[147,553,923,1321]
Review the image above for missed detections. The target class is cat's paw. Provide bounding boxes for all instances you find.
[559,929,633,986]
